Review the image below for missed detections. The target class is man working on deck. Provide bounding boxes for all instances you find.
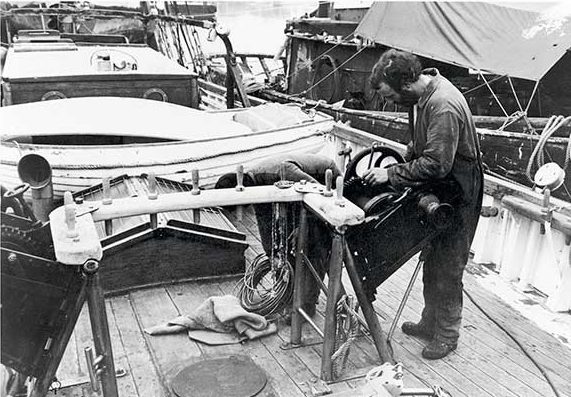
[215,153,342,318]
[365,49,483,359]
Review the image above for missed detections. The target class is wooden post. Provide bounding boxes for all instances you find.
[321,229,345,381]
[191,169,201,224]
[324,169,333,197]
[102,177,113,236]
[84,260,119,397]
[291,206,309,345]
[343,244,394,364]
[236,165,245,221]
[148,173,158,229]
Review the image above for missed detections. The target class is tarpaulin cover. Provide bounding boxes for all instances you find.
[355,2,571,81]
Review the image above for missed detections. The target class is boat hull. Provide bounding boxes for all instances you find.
[0,98,334,199]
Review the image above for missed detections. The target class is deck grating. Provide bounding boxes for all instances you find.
[49,207,571,397]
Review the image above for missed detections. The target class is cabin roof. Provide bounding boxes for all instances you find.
[2,42,195,80]
[355,2,571,81]
[0,97,253,141]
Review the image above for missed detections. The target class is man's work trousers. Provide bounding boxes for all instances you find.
[420,192,482,344]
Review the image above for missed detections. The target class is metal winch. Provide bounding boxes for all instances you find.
[344,146,461,301]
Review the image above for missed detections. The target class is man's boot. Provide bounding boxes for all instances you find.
[421,340,457,360]
[401,321,434,340]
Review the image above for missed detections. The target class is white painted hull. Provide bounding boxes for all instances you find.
[0,98,334,198]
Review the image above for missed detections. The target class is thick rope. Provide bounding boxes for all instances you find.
[332,294,359,378]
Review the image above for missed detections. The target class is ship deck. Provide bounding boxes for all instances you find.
[50,207,571,397]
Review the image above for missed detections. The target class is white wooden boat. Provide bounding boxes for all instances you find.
[0,97,334,198]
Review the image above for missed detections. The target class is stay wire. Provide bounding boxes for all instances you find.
[285,32,356,82]
[463,288,562,397]
[293,44,367,98]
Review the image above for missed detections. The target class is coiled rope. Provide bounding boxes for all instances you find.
[525,115,571,187]
[237,253,294,317]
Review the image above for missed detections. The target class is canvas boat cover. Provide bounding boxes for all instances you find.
[355,2,571,81]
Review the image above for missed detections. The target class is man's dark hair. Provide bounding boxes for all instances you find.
[214,172,255,189]
[369,49,422,92]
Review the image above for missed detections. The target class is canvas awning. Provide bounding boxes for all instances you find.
[355,2,571,81]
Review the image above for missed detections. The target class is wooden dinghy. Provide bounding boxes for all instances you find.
[0,97,334,198]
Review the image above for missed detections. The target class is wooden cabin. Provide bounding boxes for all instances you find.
[1,30,199,107]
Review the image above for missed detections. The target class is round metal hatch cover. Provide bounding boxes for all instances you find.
[171,355,267,397]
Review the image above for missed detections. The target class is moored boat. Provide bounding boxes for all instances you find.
[205,2,571,197]
[0,97,333,199]
[1,4,570,397]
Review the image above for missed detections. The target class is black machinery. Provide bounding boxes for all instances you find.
[343,145,461,301]
[1,180,118,397]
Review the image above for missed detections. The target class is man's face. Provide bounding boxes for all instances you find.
[377,82,419,106]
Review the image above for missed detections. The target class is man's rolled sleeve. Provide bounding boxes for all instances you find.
[388,110,460,189]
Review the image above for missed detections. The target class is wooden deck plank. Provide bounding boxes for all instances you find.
[215,278,314,396]
[165,282,283,397]
[72,305,93,382]
[378,270,550,393]
[109,294,167,397]
[129,287,203,393]
[374,266,559,396]
[105,298,139,397]
[384,272,564,395]
[167,279,305,396]
[55,328,81,387]
[338,278,494,397]
[394,258,571,373]
[384,262,571,391]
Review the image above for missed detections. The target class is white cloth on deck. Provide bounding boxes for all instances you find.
[144,295,277,345]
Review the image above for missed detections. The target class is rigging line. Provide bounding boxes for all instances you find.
[507,76,524,112]
[176,21,194,68]
[296,44,367,97]
[284,32,355,81]
[461,74,506,96]
[179,24,197,72]
[478,71,509,117]
[525,79,541,114]
[463,288,562,397]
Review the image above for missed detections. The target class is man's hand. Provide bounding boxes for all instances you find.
[362,167,389,186]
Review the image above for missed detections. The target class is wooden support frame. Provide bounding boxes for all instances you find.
[47,197,119,397]
[49,181,368,386]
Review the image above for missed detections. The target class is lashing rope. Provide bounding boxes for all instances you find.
[332,294,360,378]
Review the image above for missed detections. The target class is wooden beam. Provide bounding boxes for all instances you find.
[502,195,571,235]
[86,186,303,222]
[50,203,102,265]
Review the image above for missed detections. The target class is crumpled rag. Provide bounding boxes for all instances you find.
[144,295,277,345]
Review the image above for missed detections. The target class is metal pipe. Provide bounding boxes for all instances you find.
[298,308,324,338]
[344,244,394,364]
[84,347,100,393]
[291,206,309,345]
[17,154,53,222]
[321,231,345,381]
[84,260,119,397]
[387,259,424,343]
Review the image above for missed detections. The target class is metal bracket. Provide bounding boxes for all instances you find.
[294,181,325,194]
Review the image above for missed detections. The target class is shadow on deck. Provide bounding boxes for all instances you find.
[50,206,571,397]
